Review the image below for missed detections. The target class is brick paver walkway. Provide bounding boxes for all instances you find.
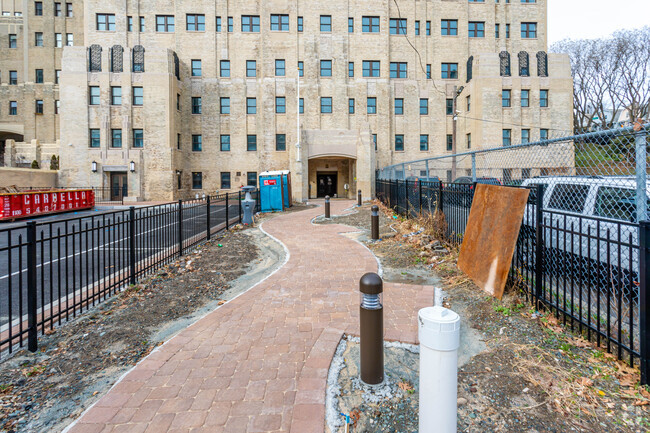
[66,200,434,433]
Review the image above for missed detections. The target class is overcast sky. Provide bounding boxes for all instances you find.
[547,0,648,46]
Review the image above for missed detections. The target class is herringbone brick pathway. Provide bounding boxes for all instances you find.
[66,200,433,433]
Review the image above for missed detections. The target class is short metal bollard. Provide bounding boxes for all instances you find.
[360,272,384,385]
[358,189,362,207]
[325,195,331,218]
[371,205,379,240]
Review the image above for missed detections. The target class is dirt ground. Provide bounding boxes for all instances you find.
[0,225,268,433]
[326,202,650,433]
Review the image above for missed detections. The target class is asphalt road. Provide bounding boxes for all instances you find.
[0,201,242,333]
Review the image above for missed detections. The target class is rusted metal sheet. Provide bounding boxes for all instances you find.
[458,184,530,300]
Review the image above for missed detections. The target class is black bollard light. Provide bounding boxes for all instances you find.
[371,205,379,240]
[358,189,362,207]
[360,272,384,385]
[325,195,331,218]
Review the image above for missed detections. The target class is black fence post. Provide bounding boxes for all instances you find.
[438,181,443,213]
[225,194,229,230]
[639,220,649,385]
[178,199,183,256]
[405,180,409,216]
[206,195,211,240]
[238,191,242,224]
[534,184,545,310]
[129,207,136,286]
[418,181,423,214]
[26,221,38,352]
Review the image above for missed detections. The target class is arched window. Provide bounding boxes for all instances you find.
[518,51,529,77]
[89,44,102,72]
[132,45,145,72]
[466,56,473,82]
[111,45,123,73]
[173,52,180,80]
[536,51,548,77]
[499,51,510,77]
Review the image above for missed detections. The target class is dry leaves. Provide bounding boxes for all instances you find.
[576,377,594,387]
[398,381,414,392]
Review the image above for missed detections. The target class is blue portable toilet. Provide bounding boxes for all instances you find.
[259,170,292,212]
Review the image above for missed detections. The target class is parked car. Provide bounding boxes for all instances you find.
[447,176,502,206]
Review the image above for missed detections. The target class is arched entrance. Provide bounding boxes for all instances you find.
[0,130,25,167]
[308,156,356,199]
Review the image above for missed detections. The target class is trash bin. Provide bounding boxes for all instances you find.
[259,170,292,212]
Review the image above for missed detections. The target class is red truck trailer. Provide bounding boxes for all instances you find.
[0,189,95,221]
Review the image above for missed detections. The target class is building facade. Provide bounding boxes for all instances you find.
[1,0,572,201]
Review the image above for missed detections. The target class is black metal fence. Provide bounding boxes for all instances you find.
[377,178,648,384]
[0,190,259,358]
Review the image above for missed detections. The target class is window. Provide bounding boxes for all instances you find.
[271,14,289,31]
[521,89,529,107]
[320,60,332,77]
[500,51,511,76]
[176,94,180,110]
[9,34,17,48]
[128,16,133,32]
[349,98,355,114]
[191,97,202,114]
[466,95,471,111]
[139,16,145,32]
[34,2,42,15]
[191,59,202,76]
[55,3,61,16]
[415,21,420,36]
[441,63,458,79]
[297,16,303,32]
[537,51,548,77]
[446,99,453,115]
[502,129,511,146]
[220,172,231,189]
[420,98,428,115]
[275,59,285,76]
[468,22,484,37]
[372,134,377,151]
[220,97,230,114]
[367,97,377,114]
[186,14,205,31]
[246,60,256,77]
[89,86,100,105]
[395,135,404,151]
[156,15,175,32]
[216,16,221,32]
[247,135,257,151]
[540,89,548,107]
[446,134,453,151]
[246,98,256,114]
[276,97,286,113]
[502,89,511,107]
[97,14,116,31]
[521,129,530,143]
[55,33,62,47]
[220,135,230,151]
[320,15,331,32]
[55,70,60,84]
[594,187,642,222]
[441,19,457,35]
[241,15,260,32]
[133,87,143,105]
[177,172,182,190]
[394,98,404,115]
[495,23,500,38]
[426,21,431,35]
[518,51,530,76]
[389,18,407,35]
[348,62,354,77]
[192,173,203,190]
[247,172,257,187]
[362,16,379,33]
[466,133,471,149]
[521,22,537,38]
[35,32,43,46]
[192,134,202,151]
[228,17,233,32]
[111,129,122,148]
[35,69,43,83]
[133,129,143,148]
[390,62,407,78]
[111,86,122,105]
[89,129,100,147]
[506,23,510,39]
[420,135,429,151]
[548,184,590,214]
[65,3,72,17]
[299,98,304,114]
[540,128,548,141]
[320,97,332,113]
[276,134,286,151]
[220,60,230,77]
[348,17,354,33]
[362,61,380,77]
[177,134,181,149]
[66,33,73,46]
[426,64,431,79]
[298,61,304,77]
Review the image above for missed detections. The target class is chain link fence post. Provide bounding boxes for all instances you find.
[636,131,648,223]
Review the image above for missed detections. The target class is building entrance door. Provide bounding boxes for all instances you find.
[111,172,128,201]
[316,173,337,198]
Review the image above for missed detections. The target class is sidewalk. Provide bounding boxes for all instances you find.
[66,200,434,433]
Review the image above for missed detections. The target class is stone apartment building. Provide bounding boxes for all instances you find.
[0,0,572,201]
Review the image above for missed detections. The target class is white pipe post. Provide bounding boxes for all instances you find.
[418,306,461,433]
